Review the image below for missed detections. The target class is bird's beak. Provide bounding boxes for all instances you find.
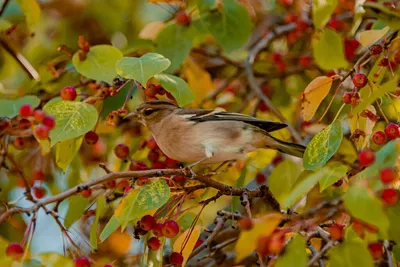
[123,110,138,120]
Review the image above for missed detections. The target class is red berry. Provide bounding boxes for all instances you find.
[147,150,160,162]
[148,237,161,251]
[380,168,398,184]
[341,93,352,104]
[333,178,343,187]
[33,187,46,199]
[328,18,345,31]
[276,61,286,72]
[80,188,92,198]
[166,92,175,101]
[140,215,156,231]
[19,118,31,129]
[105,179,116,189]
[137,177,150,186]
[152,161,165,169]
[268,231,285,255]
[258,102,269,112]
[153,223,164,238]
[368,243,384,259]
[329,223,344,241]
[176,11,191,25]
[124,187,132,195]
[84,131,99,145]
[169,252,184,265]
[394,51,400,65]
[6,243,24,261]
[238,218,253,231]
[35,125,50,139]
[34,110,46,122]
[19,104,33,117]
[379,58,389,67]
[162,220,179,238]
[13,137,25,150]
[43,116,55,129]
[369,44,383,55]
[256,173,267,184]
[33,170,45,181]
[129,161,148,171]
[385,123,400,139]
[298,56,311,68]
[359,149,375,168]
[74,256,91,267]
[114,144,130,159]
[279,0,293,6]
[381,189,398,206]
[172,176,185,183]
[165,158,180,168]
[352,73,368,88]
[144,85,158,97]
[284,13,297,23]
[147,138,159,150]
[117,179,130,191]
[61,86,77,101]
[271,53,282,63]
[194,239,203,249]
[257,235,271,256]
[372,131,386,145]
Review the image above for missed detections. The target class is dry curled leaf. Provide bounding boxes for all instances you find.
[300,76,334,121]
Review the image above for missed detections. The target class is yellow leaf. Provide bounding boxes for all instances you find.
[183,58,214,104]
[235,213,282,262]
[138,21,165,40]
[300,76,334,121]
[359,27,390,47]
[173,226,201,267]
[350,106,377,150]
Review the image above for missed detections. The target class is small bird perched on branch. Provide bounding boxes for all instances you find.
[125,100,306,167]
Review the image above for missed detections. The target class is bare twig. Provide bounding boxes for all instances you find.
[308,240,337,266]
[0,0,10,17]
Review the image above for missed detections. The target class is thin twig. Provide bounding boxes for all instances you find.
[0,0,10,17]
[308,240,337,266]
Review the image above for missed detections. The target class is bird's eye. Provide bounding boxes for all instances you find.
[143,109,155,116]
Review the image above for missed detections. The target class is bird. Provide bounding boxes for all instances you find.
[124,100,306,167]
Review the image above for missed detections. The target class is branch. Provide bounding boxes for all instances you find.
[308,240,337,266]
[245,22,304,145]
[0,0,9,16]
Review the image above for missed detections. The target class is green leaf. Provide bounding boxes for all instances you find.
[100,216,120,242]
[115,179,170,229]
[344,183,389,237]
[100,80,134,119]
[116,53,171,86]
[268,159,302,206]
[0,95,40,118]
[55,137,83,171]
[283,165,336,208]
[387,203,400,244]
[43,100,98,146]
[16,0,41,30]
[313,29,348,70]
[327,241,374,267]
[353,78,397,113]
[312,0,338,29]
[355,140,398,180]
[155,23,193,74]
[154,74,195,106]
[363,2,400,30]
[72,45,122,84]
[0,19,12,31]
[319,164,348,192]
[90,196,106,250]
[201,0,252,52]
[64,195,89,229]
[303,120,343,170]
[275,235,307,267]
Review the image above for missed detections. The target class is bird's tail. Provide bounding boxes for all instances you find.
[268,136,306,158]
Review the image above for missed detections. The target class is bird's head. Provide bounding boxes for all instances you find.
[124,100,179,127]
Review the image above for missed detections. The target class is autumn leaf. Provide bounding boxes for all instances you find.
[301,76,334,121]
[359,27,390,47]
[173,226,201,266]
[235,213,282,262]
[350,106,378,150]
[139,21,165,40]
[183,57,214,104]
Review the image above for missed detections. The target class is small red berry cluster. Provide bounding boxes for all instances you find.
[256,229,288,256]
[359,149,399,206]
[372,123,400,145]
[136,214,184,265]
[144,83,176,102]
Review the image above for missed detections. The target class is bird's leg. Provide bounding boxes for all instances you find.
[184,145,214,178]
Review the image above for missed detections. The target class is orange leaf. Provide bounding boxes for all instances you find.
[173,226,201,266]
[235,213,282,262]
[301,76,334,121]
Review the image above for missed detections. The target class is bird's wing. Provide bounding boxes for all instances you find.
[177,109,288,133]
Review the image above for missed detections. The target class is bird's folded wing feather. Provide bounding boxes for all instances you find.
[177,109,288,133]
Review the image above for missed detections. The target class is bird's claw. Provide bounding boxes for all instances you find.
[184,166,197,178]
